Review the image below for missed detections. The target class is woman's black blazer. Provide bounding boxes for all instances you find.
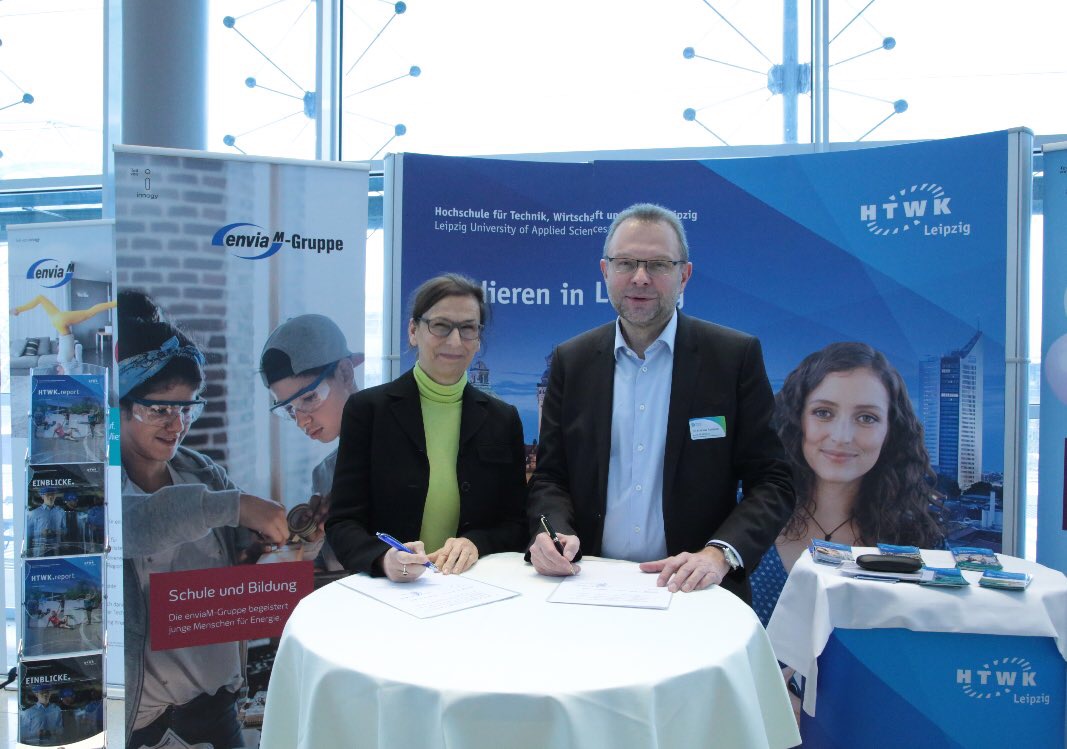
[326,368,528,574]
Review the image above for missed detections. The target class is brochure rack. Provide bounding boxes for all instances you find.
[18,363,108,749]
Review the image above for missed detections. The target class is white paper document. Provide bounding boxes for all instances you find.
[337,571,519,618]
[837,561,928,583]
[548,560,672,609]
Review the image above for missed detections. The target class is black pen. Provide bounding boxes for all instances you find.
[539,514,566,557]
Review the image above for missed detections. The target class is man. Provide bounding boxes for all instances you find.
[528,203,795,601]
[26,487,68,557]
[21,686,63,745]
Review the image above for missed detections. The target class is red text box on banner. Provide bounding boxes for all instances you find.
[149,561,312,650]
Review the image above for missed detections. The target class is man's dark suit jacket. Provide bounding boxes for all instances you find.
[528,312,795,602]
[327,368,528,575]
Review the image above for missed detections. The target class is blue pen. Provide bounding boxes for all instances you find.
[375,532,440,572]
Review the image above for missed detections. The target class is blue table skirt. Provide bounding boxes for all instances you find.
[800,628,1066,749]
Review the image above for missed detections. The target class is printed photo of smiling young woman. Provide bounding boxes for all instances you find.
[750,342,946,628]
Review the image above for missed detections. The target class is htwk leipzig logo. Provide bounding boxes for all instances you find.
[956,657,1049,705]
[25,259,74,288]
[859,183,971,238]
[211,223,344,260]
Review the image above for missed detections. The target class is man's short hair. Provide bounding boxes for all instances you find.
[602,203,690,262]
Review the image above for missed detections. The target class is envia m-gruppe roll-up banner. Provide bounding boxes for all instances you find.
[7,220,120,700]
[1039,142,1067,573]
[113,146,368,748]
[394,129,1028,614]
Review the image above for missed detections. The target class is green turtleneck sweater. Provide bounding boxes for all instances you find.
[413,363,466,553]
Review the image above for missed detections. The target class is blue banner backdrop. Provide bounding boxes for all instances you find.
[1039,143,1067,572]
[397,130,1018,553]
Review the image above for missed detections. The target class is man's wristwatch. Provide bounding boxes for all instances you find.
[704,541,742,571]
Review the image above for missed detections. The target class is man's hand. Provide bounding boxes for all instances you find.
[639,546,730,592]
[428,537,479,574]
[529,531,581,576]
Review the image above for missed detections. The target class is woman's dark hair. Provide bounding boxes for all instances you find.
[117,289,204,406]
[408,273,489,326]
[775,341,943,547]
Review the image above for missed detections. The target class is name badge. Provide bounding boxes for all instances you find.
[689,416,726,440]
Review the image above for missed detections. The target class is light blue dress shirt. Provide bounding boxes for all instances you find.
[600,311,744,568]
[601,312,678,562]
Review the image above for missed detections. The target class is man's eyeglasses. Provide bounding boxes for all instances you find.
[604,256,686,276]
[130,397,206,426]
[270,362,337,420]
[417,317,483,341]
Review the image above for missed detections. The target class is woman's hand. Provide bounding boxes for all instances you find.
[383,541,430,582]
[238,493,289,545]
[428,537,479,574]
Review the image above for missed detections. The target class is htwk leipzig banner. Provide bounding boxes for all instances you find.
[393,130,1029,562]
[1039,141,1067,573]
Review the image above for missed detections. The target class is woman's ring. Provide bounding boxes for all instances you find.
[402,564,408,577]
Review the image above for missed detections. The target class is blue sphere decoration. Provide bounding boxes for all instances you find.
[0,150,4,158]
[245,77,257,88]
[683,47,695,59]
[223,16,235,28]
[683,108,696,121]
[409,66,421,77]
[223,135,236,146]
[395,2,406,14]
[22,93,33,104]
[395,124,407,136]
[893,99,908,113]
[883,37,896,50]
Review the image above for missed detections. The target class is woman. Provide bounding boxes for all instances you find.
[259,314,364,571]
[326,273,527,581]
[751,341,943,627]
[118,290,290,749]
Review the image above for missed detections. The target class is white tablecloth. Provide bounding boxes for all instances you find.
[767,548,1067,714]
[261,553,800,749]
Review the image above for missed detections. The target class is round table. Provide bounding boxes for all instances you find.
[260,553,799,749]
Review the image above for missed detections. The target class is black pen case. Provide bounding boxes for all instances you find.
[855,554,922,573]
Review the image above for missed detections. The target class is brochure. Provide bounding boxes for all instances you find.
[918,567,970,587]
[26,464,106,558]
[23,556,105,658]
[979,570,1032,590]
[876,543,923,562]
[19,653,104,748]
[952,546,1003,571]
[29,373,108,465]
[809,538,854,566]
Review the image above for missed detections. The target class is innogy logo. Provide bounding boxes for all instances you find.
[860,183,971,238]
[26,259,74,288]
[956,656,1048,705]
[211,223,285,260]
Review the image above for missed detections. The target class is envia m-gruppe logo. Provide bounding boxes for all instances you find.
[860,183,971,238]
[956,656,1050,705]
[25,259,74,288]
[211,222,344,260]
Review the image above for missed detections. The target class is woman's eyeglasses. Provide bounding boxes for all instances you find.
[130,397,206,425]
[270,363,336,420]
[417,317,483,341]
